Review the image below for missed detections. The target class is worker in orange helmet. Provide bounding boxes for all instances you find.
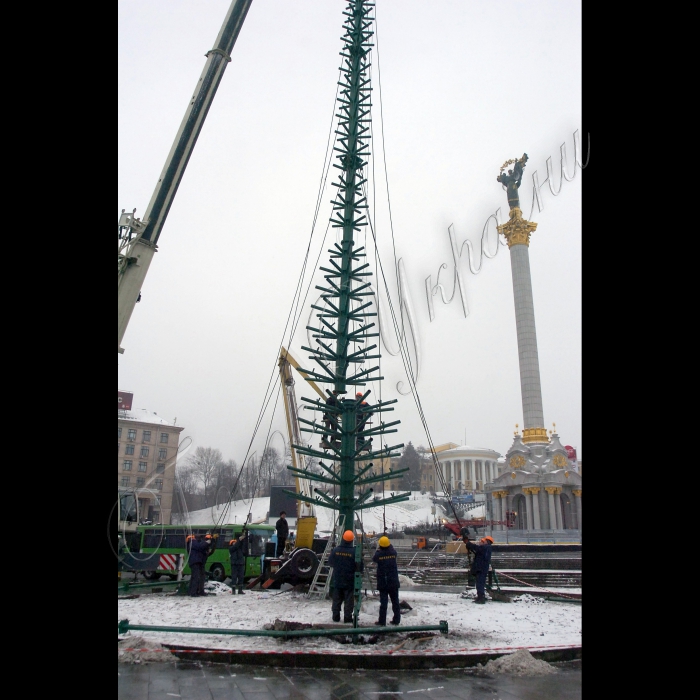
[186,534,210,597]
[195,533,218,596]
[462,531,494,604]
[372,535,401,626]
[328,530,363,623]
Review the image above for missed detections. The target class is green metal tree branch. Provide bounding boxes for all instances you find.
[285,0,409,534]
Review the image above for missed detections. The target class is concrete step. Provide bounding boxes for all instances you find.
[404,568,582,588]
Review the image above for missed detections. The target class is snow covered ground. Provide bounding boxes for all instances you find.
[141,491,580,654]
[176,491,484,534]
[118,584,581,653]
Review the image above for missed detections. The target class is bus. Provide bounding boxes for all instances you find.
[116,488,144,555]
[130,523,276,582]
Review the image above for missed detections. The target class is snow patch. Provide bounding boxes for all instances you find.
[118,635,172,664]
[511,593,545,605]
[482,648,557,676]
[204,581,233,595]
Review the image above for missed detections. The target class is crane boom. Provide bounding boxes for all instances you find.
[118,0,254,354]
[278,347,324,544]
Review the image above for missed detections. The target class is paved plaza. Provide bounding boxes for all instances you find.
[118,660,581,700]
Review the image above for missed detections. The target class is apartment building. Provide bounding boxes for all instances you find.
[118,406,184,524]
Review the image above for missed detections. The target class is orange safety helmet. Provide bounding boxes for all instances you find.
[205,534,212,539]
[229,539,236,546]
[342,530,355,542]
[482,536,494,544]
[186,535,194,542]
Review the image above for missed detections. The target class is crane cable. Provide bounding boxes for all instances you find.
[214,388,284,532]
[367,53,386,533]
[362,9,465,533]
[211,69,344,531]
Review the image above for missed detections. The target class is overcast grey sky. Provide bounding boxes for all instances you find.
[118,0,582,466]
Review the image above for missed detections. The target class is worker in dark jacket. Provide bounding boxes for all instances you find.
[229,530,248,595]
[186,534,210,597]
[199,533,218,595]
[355,392,373,452]
[275,511,289,557]
[372,535,401,626]
[329,530,362,623]
[322,389,340,449]
[463,535,494,604]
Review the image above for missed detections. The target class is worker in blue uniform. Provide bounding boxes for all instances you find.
[372,535,401,626]
[229,530,248,594]
[463,534,494,604]
[186,534,210,597]
[329,530,362,623]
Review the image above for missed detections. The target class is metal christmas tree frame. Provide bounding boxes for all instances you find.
[283,0,410,533]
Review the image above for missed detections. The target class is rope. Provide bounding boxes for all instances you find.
[492,571,581,600]
[373,6,403,339]
[215,388,284,531]
[358,10,464,534]
[364,32,386,532]
[361,161,463,530]
[209,68,344,531]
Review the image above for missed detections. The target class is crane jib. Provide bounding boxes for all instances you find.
[140,0,253,246]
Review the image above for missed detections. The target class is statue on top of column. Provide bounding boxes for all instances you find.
[497,153,528,211]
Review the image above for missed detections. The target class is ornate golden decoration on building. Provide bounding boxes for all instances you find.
[509,454,526,469]
[553,454,568,468]
[511,472,517,479]
[521,427,549,444]
[572,489,582,497]
[497,207,538,248]
[544,486,562,495]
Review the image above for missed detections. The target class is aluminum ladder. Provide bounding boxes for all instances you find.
[306,514,345,599]
[356,520,377,594]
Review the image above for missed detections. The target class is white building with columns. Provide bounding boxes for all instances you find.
[435,445,502,494]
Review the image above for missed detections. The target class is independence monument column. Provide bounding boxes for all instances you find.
[484,154,582,534]
[496,154,547,445]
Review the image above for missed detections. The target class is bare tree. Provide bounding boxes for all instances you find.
[259,446,283,497]
[233,456,259,500]
[208,458,238,507]
[172,463,204,516]
[186,447,223,508]
[238,461,252,500]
